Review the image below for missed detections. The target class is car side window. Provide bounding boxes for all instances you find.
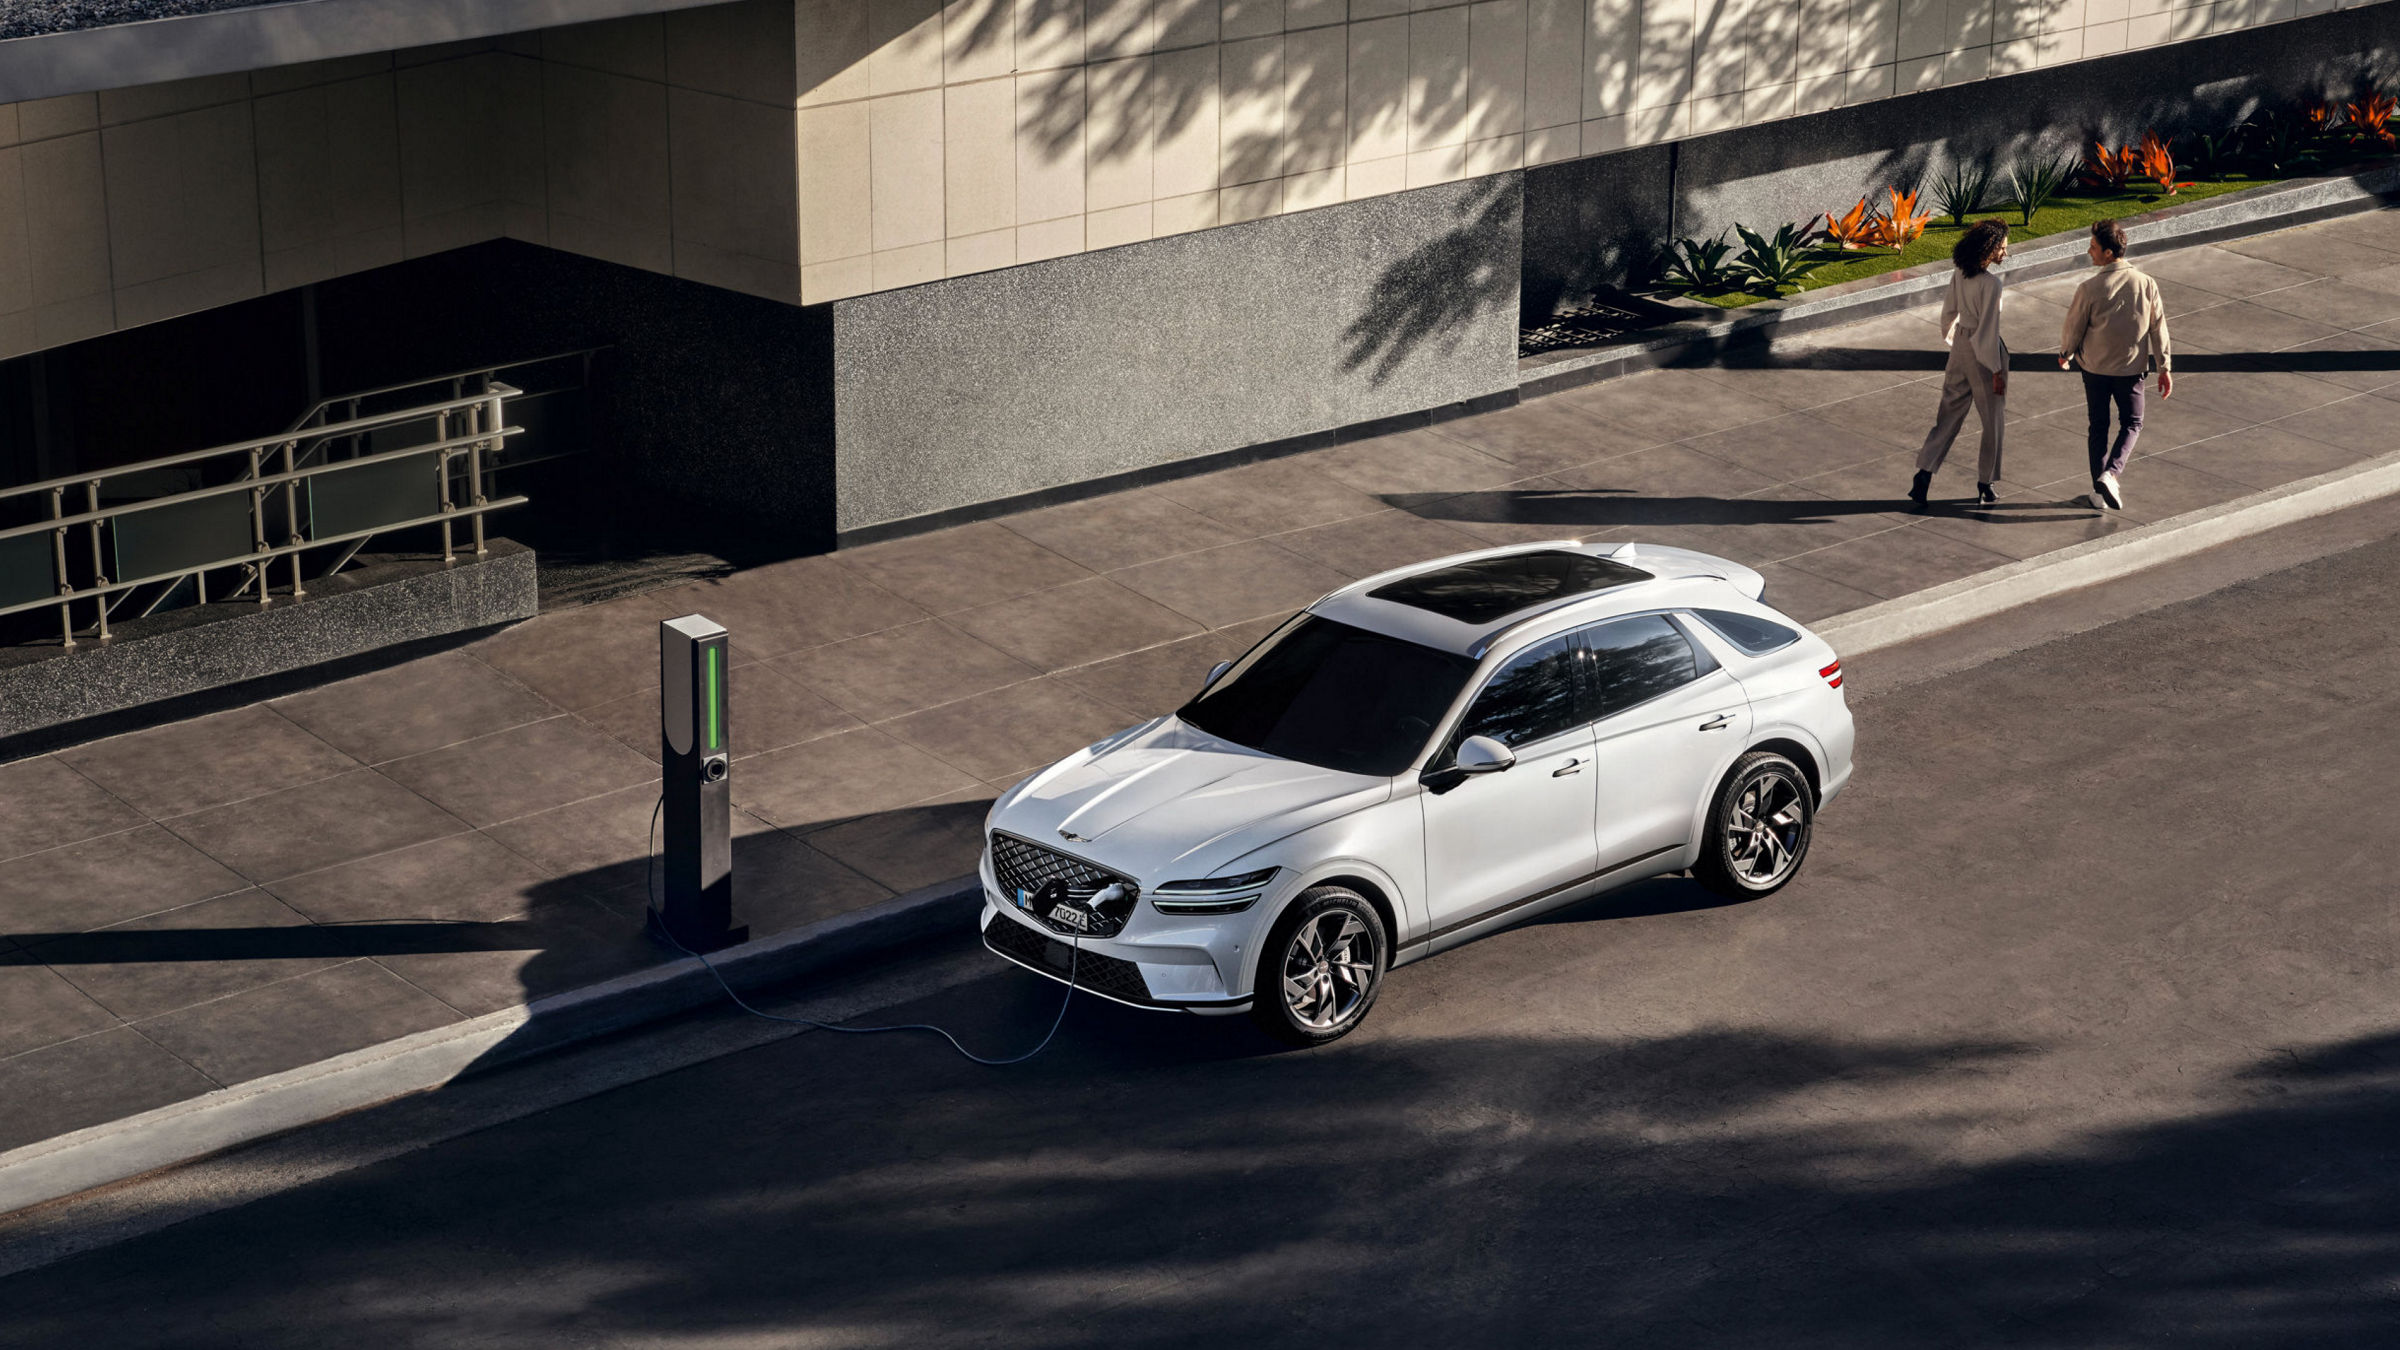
[1452,634,1584,752]
[1584,615,1707,718]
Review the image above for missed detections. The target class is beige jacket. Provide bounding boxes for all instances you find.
[2061,260,2172,377]
[1939,268,2007,373]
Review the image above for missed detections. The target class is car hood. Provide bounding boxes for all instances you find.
[997,718,1388,880]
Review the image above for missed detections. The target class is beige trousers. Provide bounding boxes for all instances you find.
[1915,346,2006,483]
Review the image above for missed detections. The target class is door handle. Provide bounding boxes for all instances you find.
[1552,758,1584,776]
[1698,713,1733,731]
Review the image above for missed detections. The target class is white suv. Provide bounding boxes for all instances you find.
[979,541,1854,1045]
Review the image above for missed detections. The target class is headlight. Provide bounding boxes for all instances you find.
[1151,867,1278,915]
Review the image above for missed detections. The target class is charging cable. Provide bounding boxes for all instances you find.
[644,797,1080,1066]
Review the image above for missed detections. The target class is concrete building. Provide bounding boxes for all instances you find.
[0,0,2391,552]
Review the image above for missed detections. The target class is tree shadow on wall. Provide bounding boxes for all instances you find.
[1340,175,1522,387]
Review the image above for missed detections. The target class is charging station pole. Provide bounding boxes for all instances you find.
[652,614,746,952]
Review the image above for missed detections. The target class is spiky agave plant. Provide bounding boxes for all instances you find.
[1658,231,1740,291]
[2007,153,2079,225]
[1731,217,1828,295]
[1930,160,1993,227]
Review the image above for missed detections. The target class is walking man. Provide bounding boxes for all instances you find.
[2058,219,2173,510]
[1910,219,2012,508]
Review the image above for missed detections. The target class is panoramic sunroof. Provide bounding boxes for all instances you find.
[1367,550,1654,625]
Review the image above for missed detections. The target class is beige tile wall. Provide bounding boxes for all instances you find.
[792,0,2396,302]
[0,0,2386,357]
[0,0,802,362]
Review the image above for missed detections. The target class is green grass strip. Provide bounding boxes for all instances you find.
[1685,177,2273,309]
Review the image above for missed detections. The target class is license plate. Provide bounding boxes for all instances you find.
[1047,903,1091,931]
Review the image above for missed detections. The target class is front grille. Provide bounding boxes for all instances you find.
[984,911,1156,1006]
[989,832,1140,938]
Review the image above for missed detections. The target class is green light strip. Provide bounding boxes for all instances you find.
[705,644,722,750]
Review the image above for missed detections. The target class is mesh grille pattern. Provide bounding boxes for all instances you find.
[983,912,1155,1006]
[989,833,1139,937]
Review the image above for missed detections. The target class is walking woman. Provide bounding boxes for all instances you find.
[1909,218,2012,507]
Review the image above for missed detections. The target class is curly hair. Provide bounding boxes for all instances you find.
[1952,219,2010,276]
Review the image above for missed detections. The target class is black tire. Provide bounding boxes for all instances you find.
[1692,750,1816,900]
[1249,886,1387,1047]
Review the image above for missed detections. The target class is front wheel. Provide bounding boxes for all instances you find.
[1250,886,1386,1047]
[1693,751,1816,900]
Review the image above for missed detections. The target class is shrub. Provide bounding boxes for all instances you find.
[1930,160,1994,227]
[2238,107,2310,175]
[2182,130,2241,181]
[1731,218,1827,294]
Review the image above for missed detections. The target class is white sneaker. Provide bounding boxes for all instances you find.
[2096,472,2123,510]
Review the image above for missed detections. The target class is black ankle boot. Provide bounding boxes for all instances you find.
[1977,482,1999,505]
[1908,470,1932,506]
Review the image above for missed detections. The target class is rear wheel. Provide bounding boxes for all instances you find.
[1693,751,1816,899]
[1249,886,1386,1047]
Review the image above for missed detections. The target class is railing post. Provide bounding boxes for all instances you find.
[247,446,270,606]
[469,393,495,557]
[85,480,109,642]
[435,408,455,563]
[283,438,306,599]
[49,486,72,648]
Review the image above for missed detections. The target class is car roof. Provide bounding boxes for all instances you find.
[1309,540,1764,658]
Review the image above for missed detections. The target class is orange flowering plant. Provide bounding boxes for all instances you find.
[2135,130,2179,194]
[1868,186,1933,247]
[2081,140,2136,188]
[1825,197,1877,249]
[2347,93,2397,148]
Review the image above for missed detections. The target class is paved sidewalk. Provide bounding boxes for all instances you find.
[5,210,2400,1157]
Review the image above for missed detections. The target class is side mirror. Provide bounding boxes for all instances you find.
[1455,734,1515,775]
[1200,660,1233,693]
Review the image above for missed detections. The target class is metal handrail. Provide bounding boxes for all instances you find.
[0,426,523,543]
[5,378,522,647]
[0,498,532,620]
[279,347,603,436]
[0,390,513,505]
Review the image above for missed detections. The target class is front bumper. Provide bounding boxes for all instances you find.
[981,902,1252,1014]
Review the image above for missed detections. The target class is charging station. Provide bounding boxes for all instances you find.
[652,614,747,952]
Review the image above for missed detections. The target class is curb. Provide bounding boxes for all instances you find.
[1518,162,2400,397]
[8,445,2400,1220]
[0,874,983,1219]
[1817,447,2400,656]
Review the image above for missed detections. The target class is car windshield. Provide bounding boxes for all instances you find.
[1178,616,1476,777]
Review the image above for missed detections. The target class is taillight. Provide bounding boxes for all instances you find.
[1820,660,1843,690]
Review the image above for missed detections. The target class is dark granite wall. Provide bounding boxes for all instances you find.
[315,242,838,555]
[1523,7,2400,312]
[829,173,1524,534]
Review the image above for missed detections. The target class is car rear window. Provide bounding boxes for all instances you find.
[1692,608,1800,655]
[1367,551,1653,624]
[1179,616,1476,777]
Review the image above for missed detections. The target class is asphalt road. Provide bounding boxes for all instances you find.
[6,530,2399,1349]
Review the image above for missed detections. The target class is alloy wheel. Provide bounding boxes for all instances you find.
[1280,910,1378,1032]
[1727,767,1808,887]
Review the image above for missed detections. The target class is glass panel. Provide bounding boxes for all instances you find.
[1178,616,1476,777]
[1587,615,1702,717]
[1692,608,1799,655]
[111,492,253,585]
[0,531,55,611]
[307,450,440,541]
[1454,634,1584,750]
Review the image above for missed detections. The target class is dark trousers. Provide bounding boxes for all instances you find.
[2082,371,2147,480]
